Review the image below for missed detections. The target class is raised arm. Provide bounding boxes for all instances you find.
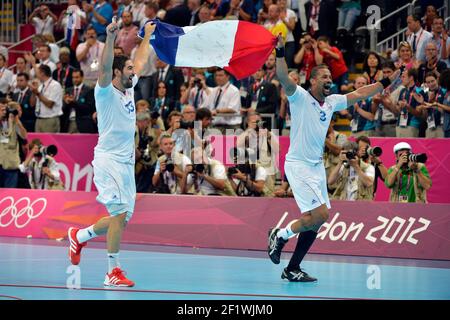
[346,70,400,106]
[275,35,296,96]
[98,18,119,88]
[134,22,156,78]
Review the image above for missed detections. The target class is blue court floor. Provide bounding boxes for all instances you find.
[0,237,449,300]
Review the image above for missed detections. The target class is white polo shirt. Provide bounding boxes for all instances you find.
[201,82,241,126]
[35,78,63,118]
[0,67,13,94]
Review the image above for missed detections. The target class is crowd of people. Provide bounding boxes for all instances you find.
[0,0,446,204]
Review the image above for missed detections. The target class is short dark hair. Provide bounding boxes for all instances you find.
[432,15,444,23]
[0,97,8,105]
[439,69,450,90]
[356,135,371,145]
[72,69,84,77]
[86,26,96,33]
[195,107,212,121]
[317,36,329,43]
[215,68,230,77]
[363,51,383,74]
[112,55,130,77]
[425,71,437,80]
[39,44,51,53]
[407,68,419,82]
[409,14,422,22]
[310,64,329,79]
[381,61,396,71]
[39,64,52,77]
[146,1,159,12]
[17,72,30,81]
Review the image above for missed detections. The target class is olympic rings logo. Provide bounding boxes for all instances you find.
[0,197,47,228]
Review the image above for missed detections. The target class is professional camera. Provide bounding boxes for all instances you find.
[362,146,383,160]
[142,146,151,162]
[192,164,205,174]
[165,157,175,172]
[193,78,202,87]
[180,120,195,130]
[407,152,427,163]
[345,150,357,160]
[255,120,267,132]
[5,107,19,118]
[35,144,58,158]
[228,164,252,176]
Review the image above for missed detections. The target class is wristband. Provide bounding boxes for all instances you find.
[275,47,285,58]
[379,77,391,89]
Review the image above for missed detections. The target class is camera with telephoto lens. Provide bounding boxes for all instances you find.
[343,150,357,168]
[35,144,58,158]
[5,107,19,118]
[180,120,195,130]
[165,157,175,172]
[194,78,202,87]
[407,152,427,163]
[362,146,383,160]
[228,164,252,176]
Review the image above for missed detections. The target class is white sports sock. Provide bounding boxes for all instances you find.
[76,225,97,243]
[277,221,296,240]
[108,252,121,273]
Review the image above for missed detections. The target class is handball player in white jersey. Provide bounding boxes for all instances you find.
[268,35,400,282]
[67,20,156,287]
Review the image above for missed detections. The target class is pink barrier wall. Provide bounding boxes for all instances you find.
[1,188,449,260]
[28,133,450,203]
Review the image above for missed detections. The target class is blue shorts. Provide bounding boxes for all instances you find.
[92,157,136,222]
[284,160,331,214]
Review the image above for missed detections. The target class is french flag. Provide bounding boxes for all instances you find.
[66,5,81,50]
[138,20,277,80]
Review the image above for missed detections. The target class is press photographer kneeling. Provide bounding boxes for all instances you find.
[327,141,375,201]
[182,147,234,196]
[19,139,63,190]
[385,142,432,203]
[227,147,267,197]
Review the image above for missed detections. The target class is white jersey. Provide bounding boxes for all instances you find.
[94,76,138,164]
[286,85,347,164]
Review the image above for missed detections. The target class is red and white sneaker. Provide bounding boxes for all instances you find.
[104,267,135,287]
[68,227,87,265]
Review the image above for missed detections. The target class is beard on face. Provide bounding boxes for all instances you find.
[122,74,134,88]
[322,82,332,96]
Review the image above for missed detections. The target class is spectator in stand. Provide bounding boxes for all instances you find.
[432,69,450,137]
[140,1,159,28]
[29,65,63,133]
[11,73,37,133]
[263,4,288,44]
[29,4,57,35]
[0,45,7,62]
[43,34,60,65]
[263,53,279,86]
[215,0,254,21]
[197,5,212,25]
[362,51,384,84]
[25,44,57,79]
[417,41,448,83]
[317,36,349,93]
[385,142,432,203]
[293,33,323,88]
[430,16,449,65]
[241,67,279,129]
[149,81,180,128]
[337,0,361,32]
[395,68,426,138]
[422,5,437,32]
[52,47,75,90]
[418,71,448,138]
[0,99,28,188]
[0,54,13,98]
[57,0,87,40]
[76,27,105,87]
[164,0,191,27]
[11,57,29,94]
[204,0,219,17]
[149,59,185,101]
[114,46,125,56]
[131,37,157,101]
[181,69,211,109]
[304,0,338,38]
[83,0,114,42]
[394,41,417,71]
[116,11,139,56]
[187,0,201,26]
[61,69,97,134]
[276,0,297,68]
[200,68,242,134]
[257,0,274,25]
[341,76,376,137]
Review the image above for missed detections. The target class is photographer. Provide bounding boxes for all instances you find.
[135,112,161,193]
[182,147,233,196]
[18,139,63,190]
[227,147,267,197]
[152,134,192,194]
[324,113,347,193]
[181,69,211,109]
[356,135,388,198]
[328,141,375,201]
[273,175,294,198]
[237,112,279,196]
[0,99,27,188]
[293,33,323,88]
[385,142,432,203]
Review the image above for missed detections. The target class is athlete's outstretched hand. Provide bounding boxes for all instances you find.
[106,16,119,37]
[276,33,284,48]
[143,21,156,38]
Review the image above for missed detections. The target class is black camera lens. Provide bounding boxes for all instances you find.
[166,158,175,172]
[150,111,160,119]
[228,166,238,176]
[345,150,356,160]
[180,120,194,130]
[408,153,427,163]
[193,164,205,173]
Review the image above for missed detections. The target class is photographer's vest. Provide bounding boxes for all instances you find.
[157,152,186,194]
[0,122,20,170]
[331,160,374,201]
[29,156,64,190]
[236,164,267,197]
[388,164,427,203]
[323,133,343,179]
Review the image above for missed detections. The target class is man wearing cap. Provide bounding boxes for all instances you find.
[385,142,432,203]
